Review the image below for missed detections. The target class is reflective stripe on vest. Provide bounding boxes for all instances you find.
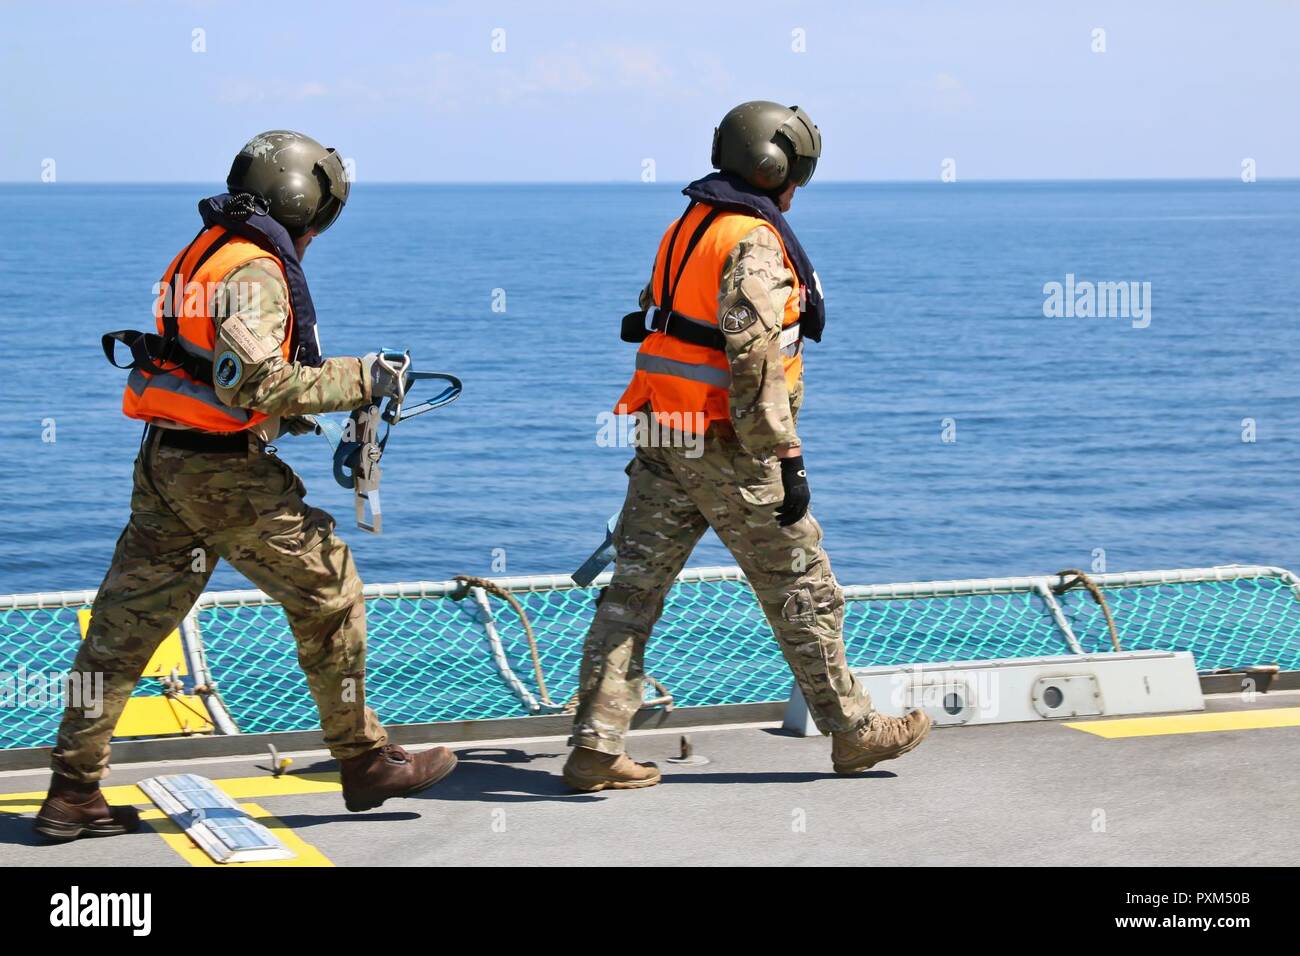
[126,368,254,424]
[122,226,293,433]
[634,352,732,388]
[616,204,803,430]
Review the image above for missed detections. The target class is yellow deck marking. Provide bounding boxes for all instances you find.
[143,804,333,867]
[115,696,214,737]
[78,609,203,738]
[0,771,341,814]
[211,771,340,799]
[78,609,186,677]
[1065,707,1300,739]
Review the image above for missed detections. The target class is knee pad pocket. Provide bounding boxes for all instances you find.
[780,575,844,626]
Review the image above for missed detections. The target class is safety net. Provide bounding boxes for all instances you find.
[1,565,1297,749]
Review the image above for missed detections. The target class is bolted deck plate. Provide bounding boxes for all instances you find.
[139,773,296,863]
[782,650,1204,736]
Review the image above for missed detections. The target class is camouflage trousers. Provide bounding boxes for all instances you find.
[569,428,874,754]
[52,431,387,782]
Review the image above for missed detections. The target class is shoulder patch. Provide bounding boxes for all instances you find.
[214,350,244,389]
[221,316,279,363]
[721,301,758,334]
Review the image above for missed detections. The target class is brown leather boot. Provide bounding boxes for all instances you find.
[34,775,142,842]
[831,709,933,774]
[339,744,457,812]
[562,747,661,792]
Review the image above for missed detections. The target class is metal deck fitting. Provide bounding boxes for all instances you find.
[138,774,296,864]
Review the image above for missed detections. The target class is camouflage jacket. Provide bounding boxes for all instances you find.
[210,257,370,442]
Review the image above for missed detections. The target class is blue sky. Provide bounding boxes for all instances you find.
[2,0,1297,182]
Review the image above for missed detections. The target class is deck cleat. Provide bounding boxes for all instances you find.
[664,734,709,766]
[265,744,293,777]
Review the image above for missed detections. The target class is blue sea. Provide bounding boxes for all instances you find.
[2,181,1298,596]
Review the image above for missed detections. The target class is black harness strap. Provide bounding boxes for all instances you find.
[621,203,726,350]
[657,201,697,313]
[103,227,238,386]
[159,228,209,339]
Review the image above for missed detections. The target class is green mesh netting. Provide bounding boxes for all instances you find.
[200,580,786,735]
[193,575,1300,736]
[3,573,1298,748]
[0,605,172,750]
[1058,577,1300,662]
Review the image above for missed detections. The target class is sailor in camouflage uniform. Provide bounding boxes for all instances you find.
[36,132,456,842]
[564,103,931,791]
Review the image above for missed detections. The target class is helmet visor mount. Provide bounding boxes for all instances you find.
[790,154,817,188]
[778,106,821,189]
[310,148,350,235]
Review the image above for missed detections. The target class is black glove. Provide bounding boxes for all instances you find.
[776,455,811,527]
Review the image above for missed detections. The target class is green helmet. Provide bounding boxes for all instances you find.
[711,101,821,192]
[226,130,350,237]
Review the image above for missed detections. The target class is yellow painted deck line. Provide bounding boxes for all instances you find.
[0,771,341,814]
[216,771,341,798]
[144,803,333,867]
[1065,707,1300,739]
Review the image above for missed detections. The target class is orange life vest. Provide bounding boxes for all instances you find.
[121,226,293,432]
[616,203,803,430]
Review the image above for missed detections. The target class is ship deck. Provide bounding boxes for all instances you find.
[1,690,1297,867]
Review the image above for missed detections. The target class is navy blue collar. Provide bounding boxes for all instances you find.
[198,193,323,367]
[682,173,825,342]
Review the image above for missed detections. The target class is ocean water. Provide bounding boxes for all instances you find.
[1,180,1298,596]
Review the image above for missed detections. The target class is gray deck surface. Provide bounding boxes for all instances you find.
[2,692,1297,867]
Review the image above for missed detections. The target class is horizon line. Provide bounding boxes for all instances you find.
[2,175,1297,187]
